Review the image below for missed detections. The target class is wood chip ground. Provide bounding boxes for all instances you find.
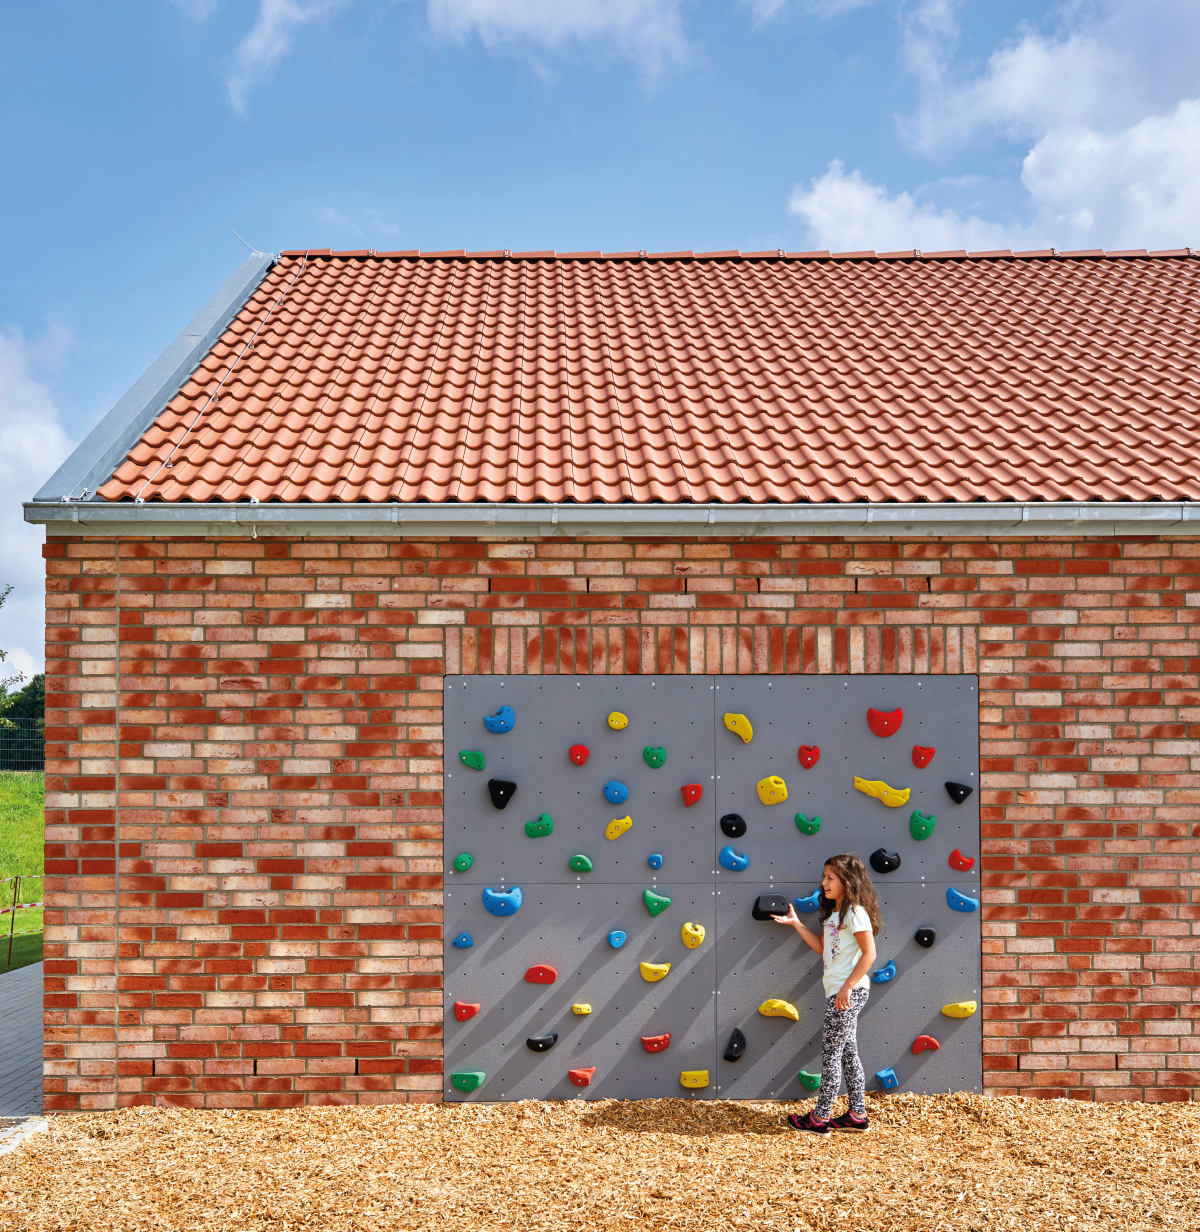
[2,1093,1198,1230]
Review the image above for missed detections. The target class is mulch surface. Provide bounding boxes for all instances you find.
[2,1093,1197,1230]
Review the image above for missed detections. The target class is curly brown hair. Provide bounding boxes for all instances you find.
[818,853,884,935]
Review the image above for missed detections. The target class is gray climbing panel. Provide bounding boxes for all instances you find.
[444,675,981,1101]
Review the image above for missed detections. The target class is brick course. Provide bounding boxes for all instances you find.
[41,533,1200,1110]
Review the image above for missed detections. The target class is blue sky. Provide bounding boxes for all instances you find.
[2,0,1200,677]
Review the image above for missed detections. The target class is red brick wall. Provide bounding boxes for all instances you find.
[41,533,1200,1110]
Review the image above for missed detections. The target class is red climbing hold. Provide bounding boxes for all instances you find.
[641,1033,670,1052]
[681,783,703,807]
[454,1001,480,1021]
[797,745,820,769]
[948,848,975,872]
[525,964,557,985]
[912,744,936,768]
[912,1035,940,1055]
[569,1067,596,1086]
[868,707,903,737]
[569,744,589,766]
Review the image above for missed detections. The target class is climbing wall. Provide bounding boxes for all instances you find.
[444,676,982,1102]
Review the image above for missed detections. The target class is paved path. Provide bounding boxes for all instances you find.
[0,963,43,1121]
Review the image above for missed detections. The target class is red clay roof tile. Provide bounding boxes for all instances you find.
[98,251,1200,505]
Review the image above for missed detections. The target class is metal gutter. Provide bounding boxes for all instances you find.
[33,251,276,504]
[22,500,1200,538]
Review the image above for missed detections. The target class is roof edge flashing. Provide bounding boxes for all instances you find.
[32,250,276,504]
[23,499,1200,539]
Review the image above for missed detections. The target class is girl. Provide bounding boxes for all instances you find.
[772,853,882,1134]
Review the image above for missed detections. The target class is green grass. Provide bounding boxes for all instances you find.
[0,929,42,976]
[0,771,44,972]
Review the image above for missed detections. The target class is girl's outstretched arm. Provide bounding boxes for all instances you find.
[771,902,822,955]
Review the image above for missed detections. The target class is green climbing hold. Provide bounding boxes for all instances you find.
[909,809,936,841]
[452,853,473,873]
[569,853,594,873]
[643,745,666,769]
[450,1072,485,1093]
[644,889,672,917]
[458,750,485,771]
[795,812,822,835]
[797,1070,821,1091]
[525,813,554,838]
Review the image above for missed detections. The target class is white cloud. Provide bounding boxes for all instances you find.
[1021,99,1200,249]
[788,160,1034,251]
[791,2,1200,254]
[226,0,347,113]
[427,0,689,64]
[171,0,219,19]
[317,206,403,241]
[0,327,75,679]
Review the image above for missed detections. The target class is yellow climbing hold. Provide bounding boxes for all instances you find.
[640,961,671,982]
[758,998,800,1021]
[853,776,911,808]
[605,814,633,840]
[679,1070,710,1089]
[723,713,753,743]
[607,711,628,730]
[680,922,706,949]
[941,1000,978,1018]
[756,775,788,805]
[572,1003,592,1015]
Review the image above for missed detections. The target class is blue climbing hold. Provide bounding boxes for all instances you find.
[718,845,749,872]
[608,930,627,948]
[795,888,821,914]
[483,705,515,734]
[603,780,629,805]
[452,933,473,949]
[870,959,896,984]
[482,886,522,916]
[647,853,663,870]
[876,1067,900,1091]
[947,886,980,913]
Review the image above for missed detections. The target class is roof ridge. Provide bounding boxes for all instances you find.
[279,248,1196,263]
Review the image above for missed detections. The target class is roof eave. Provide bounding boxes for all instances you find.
[33,250,276,504]
[22,499,1200,538]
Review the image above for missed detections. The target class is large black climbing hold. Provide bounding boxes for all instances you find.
[915,927,936,948]
[945,781,974,804]
[488,779,517,809]
[720,813,747,839]
[752,894,788,921]
[723,1028,747,1062]
[870,848,902,874]
[526,1033,558,1053]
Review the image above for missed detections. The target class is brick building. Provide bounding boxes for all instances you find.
[25,246,1200,1111]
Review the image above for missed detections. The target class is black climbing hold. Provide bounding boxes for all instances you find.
[526,1033,559,1053]
[488,779,517,809]
[720,813,747,839]
[870,848,902,874]
[723,1028,746,1062]
[945,781,974,804]
[752,894,788,921]
[915,927,935,948]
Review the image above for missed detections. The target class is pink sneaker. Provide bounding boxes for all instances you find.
[787,1110,830,1135]
[829,1110,869,1133]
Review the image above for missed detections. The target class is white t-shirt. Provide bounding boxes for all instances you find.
[822,905,873,999]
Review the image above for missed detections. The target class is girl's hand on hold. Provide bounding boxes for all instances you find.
[835,986,851,1011]
[772,903,800,927]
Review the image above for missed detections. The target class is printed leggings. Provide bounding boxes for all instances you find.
[812,985,869,1120]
